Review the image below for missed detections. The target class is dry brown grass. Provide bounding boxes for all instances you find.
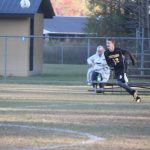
[0,84,150,150]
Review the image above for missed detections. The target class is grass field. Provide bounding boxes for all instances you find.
[0,84,150,150]
[0,64,150,150]
[0,64,149,85]
[0,64,87,85]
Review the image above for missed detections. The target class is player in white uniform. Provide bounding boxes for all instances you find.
[87,46,110,90]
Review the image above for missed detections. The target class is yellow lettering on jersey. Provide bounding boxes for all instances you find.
[109,54,120,59]
[109,54,120,64]
[113,58,119,64]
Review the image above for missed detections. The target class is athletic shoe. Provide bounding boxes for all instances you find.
[133,90,138,99]
[87,82,92,86]
[133,90,141,102]
[135,96,142,103]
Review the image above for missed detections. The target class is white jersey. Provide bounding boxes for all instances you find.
[87,53,110,82]
[87,53,110,73]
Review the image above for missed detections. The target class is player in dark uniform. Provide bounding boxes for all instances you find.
[104,38,141,102]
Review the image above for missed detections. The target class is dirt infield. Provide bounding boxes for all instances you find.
[0,84,150,150]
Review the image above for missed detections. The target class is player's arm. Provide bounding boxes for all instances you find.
[87,55,95,67]
[122,50,136,66]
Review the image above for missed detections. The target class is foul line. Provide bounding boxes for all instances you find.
[0,123,105,150]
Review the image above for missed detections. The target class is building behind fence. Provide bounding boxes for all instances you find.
[0,36,150,78]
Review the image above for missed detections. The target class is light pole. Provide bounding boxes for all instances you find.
[138,1,145,76]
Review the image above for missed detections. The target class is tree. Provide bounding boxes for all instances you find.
[51,0,89,16]
[85,0,126,36]
[85,0,150,37]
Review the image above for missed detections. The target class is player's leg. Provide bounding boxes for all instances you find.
[132,90,141,102]
[93,72,104,93]
[97,73,104,92]
[87,67,94,85]
[98,72,109,91]
[97,73,103,88]
[117,73,141,102]
[99,70,110,91]
[92,71,99,90]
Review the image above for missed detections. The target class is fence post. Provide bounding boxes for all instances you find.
[61,45,64,64]
[140,28,144,76]
[4,36,8,80]
[87,38,90,58]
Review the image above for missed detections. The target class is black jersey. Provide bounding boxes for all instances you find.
[104,48,135,74]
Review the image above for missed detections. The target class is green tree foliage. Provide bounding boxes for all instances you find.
[123,0,150,37]
[85,0,127,36]
[85,0,150,37]
[51,0,89,16]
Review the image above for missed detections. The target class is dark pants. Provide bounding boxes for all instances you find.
[92,71,104,88]
[116,72,135,95]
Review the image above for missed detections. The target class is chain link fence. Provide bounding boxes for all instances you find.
[44,36,150,77]
[0,35,150,78]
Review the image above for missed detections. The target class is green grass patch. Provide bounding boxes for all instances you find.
[0,64,149,85]
[0,64,87,85]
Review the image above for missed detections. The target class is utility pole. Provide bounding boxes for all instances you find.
[147,0,150,47]
[138,0,145,76]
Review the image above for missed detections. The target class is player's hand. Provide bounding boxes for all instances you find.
[132,59,136,66]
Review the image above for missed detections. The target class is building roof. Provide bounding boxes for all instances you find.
[44,16,88,35]
[0,0,55,18]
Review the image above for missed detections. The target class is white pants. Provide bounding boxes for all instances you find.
[98,70,110,82]
[87,67,110,83]
[87,67,94,83]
